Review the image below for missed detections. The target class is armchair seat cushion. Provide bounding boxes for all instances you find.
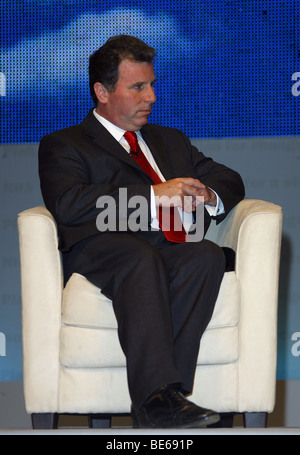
[60,271,240,368]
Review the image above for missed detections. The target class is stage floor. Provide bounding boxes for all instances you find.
[1,427,300,435]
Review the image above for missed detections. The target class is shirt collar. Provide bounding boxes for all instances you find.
[93,109,143,142]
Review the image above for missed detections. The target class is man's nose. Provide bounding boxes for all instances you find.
[144,85,156,103]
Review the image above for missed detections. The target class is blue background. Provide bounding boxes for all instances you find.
[1,0,299,143]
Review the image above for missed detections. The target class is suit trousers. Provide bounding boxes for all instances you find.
[63,230,226,411]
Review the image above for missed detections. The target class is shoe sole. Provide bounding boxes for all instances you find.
[178,412,220,429]
[132,412,220,429]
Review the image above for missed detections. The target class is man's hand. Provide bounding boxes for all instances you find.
[153,178,217,213]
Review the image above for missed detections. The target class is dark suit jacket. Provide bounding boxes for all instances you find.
[38,109,245,252]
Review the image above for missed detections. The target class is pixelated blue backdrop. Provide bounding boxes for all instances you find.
[1,0,299,144]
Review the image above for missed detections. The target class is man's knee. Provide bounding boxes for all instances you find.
[195,239,226,270]
[127,236,164,265]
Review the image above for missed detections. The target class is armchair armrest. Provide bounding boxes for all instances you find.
[18,207,63,412]
[213,199,283,412]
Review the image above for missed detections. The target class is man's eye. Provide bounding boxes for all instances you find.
[133,84,144,91]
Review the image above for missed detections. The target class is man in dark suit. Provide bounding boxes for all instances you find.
[39,35,245,428]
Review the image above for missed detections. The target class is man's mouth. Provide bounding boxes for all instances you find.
[139,108,152,115]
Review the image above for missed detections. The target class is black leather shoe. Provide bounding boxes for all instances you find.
[131,386,220,428]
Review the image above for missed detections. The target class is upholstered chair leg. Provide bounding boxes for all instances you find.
[88,414,111,428]
[243,412,267,428]
[31,413,59,429]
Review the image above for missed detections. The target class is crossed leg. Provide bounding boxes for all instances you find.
[63,232,226,410]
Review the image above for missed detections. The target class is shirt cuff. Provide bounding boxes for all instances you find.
[205,189,225,216]
[150,186,160,229]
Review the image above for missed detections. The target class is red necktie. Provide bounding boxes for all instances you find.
[124,131,187,243]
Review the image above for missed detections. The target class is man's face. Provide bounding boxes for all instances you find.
[95,59,157,131]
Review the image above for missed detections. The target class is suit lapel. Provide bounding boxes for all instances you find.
[82,110,145,174]
[82,110,172,181]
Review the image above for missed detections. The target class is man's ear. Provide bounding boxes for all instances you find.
[94,82,108,104]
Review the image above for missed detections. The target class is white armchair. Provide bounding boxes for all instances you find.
[17,199,282,429]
